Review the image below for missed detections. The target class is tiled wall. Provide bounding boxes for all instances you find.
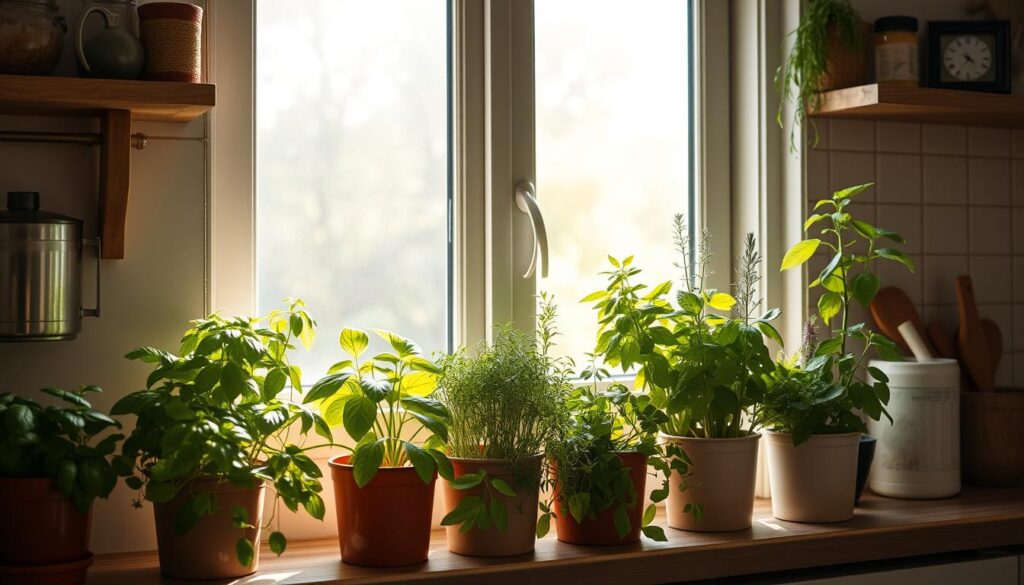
[806,119,1022,388]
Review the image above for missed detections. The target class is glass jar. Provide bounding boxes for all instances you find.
[0,0,65,75]
[874,16,919,85]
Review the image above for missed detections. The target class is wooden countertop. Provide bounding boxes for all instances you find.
[86,487,1024,585]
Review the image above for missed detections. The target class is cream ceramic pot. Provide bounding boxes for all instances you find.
[764,431,860,523]
[660,432,760,532]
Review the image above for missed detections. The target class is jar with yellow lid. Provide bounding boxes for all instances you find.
[874,16,919,85]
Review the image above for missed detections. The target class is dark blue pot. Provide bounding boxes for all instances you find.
[855,434,876,504]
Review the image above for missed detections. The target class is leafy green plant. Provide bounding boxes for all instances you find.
[113,300,330,566]
[303,327,452,489]
[762,183,908,445]
[435,315,569,533]
[0,387,122,513]
[585,221,780,439]
[775,0,862,148]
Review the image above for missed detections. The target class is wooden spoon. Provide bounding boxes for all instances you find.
[926,321,958,360]
[955,276,994,392]
[981,318,1002,381]
[869,287,934,355]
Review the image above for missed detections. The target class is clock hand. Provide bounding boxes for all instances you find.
[963,51,975,64]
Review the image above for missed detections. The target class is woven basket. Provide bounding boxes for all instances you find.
[138,2,202,83]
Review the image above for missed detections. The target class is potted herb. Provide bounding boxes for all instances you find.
[0,387,121,585]
[113,300,330,579]
[435,306,569,557]
[763,183,907,523]
[776,0,868,148]
[305,327,451,567]
[588,226,779,532]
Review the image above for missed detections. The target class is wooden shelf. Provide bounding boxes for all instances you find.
[85,487,1024,585]
[0,75,215,259]
[0,74,214,122]
[810,83,1024,128]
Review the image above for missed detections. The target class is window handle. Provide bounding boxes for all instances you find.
[514,180,549,279]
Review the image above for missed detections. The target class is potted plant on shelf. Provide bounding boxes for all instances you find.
[762,183,908,523]
[435,304,569,557]
[0,387,121,585]
[113,300,331,579]
[586,225,779,532]
[304,327,451,567]
[776,0,868,148]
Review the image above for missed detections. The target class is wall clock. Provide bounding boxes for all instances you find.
[926,21,1011,93]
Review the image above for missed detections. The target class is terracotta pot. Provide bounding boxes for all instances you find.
[443,454,542,557]
[552,451,647,546]
[660,433,760,532]
[961,389,1024,487]
[153,477,266,580]
[0,478,91,566]
[0,553,92,585]
[820,21,871,91]
[765,431,859,523]
[329,455,436,567]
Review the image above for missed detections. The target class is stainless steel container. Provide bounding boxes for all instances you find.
[0,191,100,341]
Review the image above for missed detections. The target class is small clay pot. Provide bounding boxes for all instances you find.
[443,453,543,557]
[0,478,91,566]
[961,388,1024,487]
[153,477,266,580]
[0,553,93,585]
[552,451,647,546]
[329,455,436,567]
[820,21,872,91]
[765,431,860,523]
[660,433,760,532]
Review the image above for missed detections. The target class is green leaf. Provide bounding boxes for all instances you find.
[851,272,881,309]
[441,495,482,527]
[875,248,915,272]
[339,328,369,357]
[304,372,352,403]
[303,493,325,520]
[428,449,454,482]
[642,503,656,526]
[399,371,437,397]
[707,292,736,311]
[3,404,35,434]
[641,525,667,541]
[373,329,420,357]
[781,239,820,270]
[264,368,287,399]
[220,363,245,400]
[146,481,177,503]
[536,513,551,538]
[491,478,516,498]
[403,442,437,485]
[56,460,76,499]
[235,538,255,567]
[817,292,843,325]
[757,321,784,347]
[613,504,630,538]
[803,213,825,231]
[568,492,590,523]
[342,396,376,442]
[269,531,287,556]
[677,291,703,315]
[833,183,873,200]
[352,439,385,487]
[232,506,254,529]
[162,398,194,421]
[490,497,508,531]
[449,470,486,490]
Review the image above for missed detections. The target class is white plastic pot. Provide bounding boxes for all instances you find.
[867,358,960,499]
[764,431,860,523]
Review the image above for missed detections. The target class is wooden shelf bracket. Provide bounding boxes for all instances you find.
[98,110,131,260]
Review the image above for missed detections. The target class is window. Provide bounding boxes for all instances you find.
[255,0,451,376]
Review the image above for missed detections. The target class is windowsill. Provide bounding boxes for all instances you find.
[86,487,1024,585]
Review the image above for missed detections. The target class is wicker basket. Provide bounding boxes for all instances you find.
[138,2,202,83]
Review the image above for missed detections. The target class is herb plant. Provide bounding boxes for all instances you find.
[776,0,863,148]
[435,315,568,533]
[763,183,908,445]
[585,222,780,440]
[303,328,452,488]
[0,387,122,513]
[113,300,330,566]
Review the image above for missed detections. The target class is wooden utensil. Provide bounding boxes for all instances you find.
[955,275,994,392]
[869,287,934,355]
[926,321,958,360]
[981,318,1002,379]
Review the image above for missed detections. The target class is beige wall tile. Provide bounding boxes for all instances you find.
[1014,208,1024,254]
[806,148,829,201]
[829,151,876,198]
[969,207,1011,254]
[877,153,922,203]
[923,124,968,155]
[969,256,1013,304]
[876,121,920,153]
[1014,160,1024,207]
[968,127,1011,157]
[877,253,923,305]
[829,119,875,151]
[923,155,968,205]
[924,206,968,254]
[969,158,1012,205]
[923,255,967,305]
[877,204,921,254]
[1013,130,1024,158]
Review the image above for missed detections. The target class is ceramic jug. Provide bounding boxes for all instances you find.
[75,0,144,79]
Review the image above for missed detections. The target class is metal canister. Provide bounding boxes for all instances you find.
[0,191,99,341]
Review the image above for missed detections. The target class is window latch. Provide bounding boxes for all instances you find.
[514,180,549,279]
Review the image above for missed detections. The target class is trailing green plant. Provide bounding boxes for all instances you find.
[775,0,862,149]
[0,387,122,513]
[435,311,569,533]
[303,327,452,489]
[761,183,908,445]
[584,222,780,439]
[113,299,329,566]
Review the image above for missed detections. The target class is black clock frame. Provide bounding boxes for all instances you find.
[926,20,1011,94]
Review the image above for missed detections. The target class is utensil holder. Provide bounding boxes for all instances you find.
[961,388,1024,487]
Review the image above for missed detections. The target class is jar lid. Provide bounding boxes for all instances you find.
[0,192,81,225]
[874,16,919,33]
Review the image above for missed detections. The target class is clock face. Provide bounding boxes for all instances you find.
[942,35,994,81]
